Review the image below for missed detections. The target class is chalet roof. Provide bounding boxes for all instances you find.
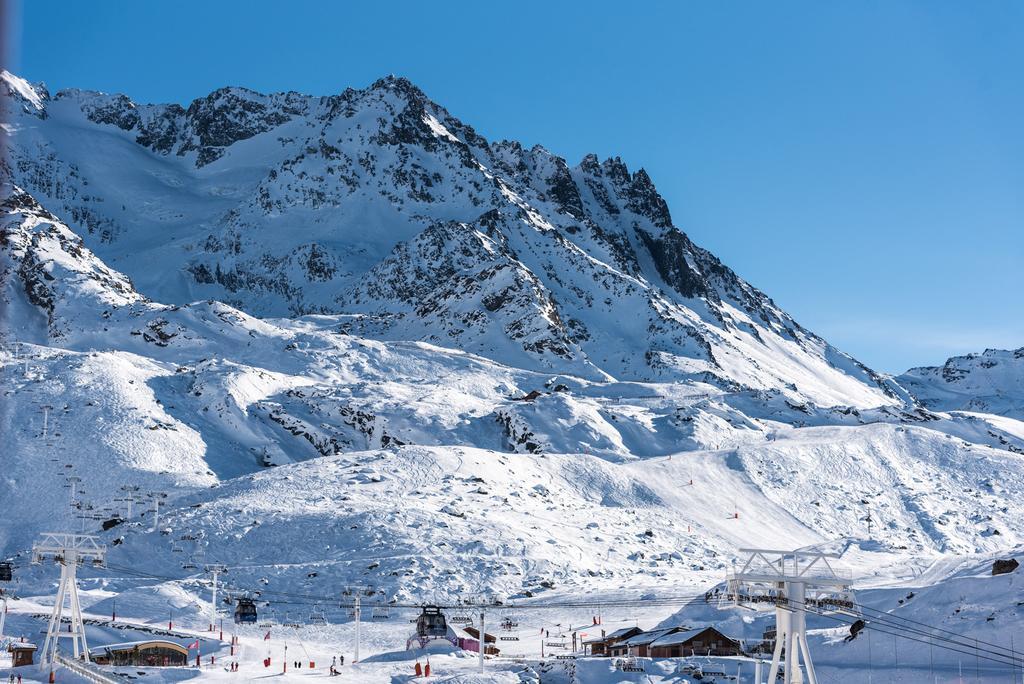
[650,626,738,647]
[582,626,641,644]
[622,627,682,646]
[8,643,37,650]
[650,628,705,647]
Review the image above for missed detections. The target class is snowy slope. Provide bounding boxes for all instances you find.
[1,69,899,407]
[2,183,1022,591]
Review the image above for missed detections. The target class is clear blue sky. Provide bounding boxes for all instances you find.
[6,1,1022,373]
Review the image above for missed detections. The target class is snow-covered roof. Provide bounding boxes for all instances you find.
[622,627,681,646]
[8,642,37,650]
[650,627,736,647]
[650,628,706,647]
[583,626,640,644]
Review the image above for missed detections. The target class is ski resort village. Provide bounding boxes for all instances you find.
[1,65,1023,684]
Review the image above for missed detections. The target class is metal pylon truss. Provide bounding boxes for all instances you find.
[32,533,107,669]
[722,548,857,684]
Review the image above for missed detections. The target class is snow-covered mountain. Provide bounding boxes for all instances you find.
[2,70,1023,682]
[898,347,1024,420]
[1,69,900,407]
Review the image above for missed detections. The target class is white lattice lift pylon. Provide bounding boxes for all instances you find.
[33,533,106,669]
[204,564,227,630]
[724,548,856,684]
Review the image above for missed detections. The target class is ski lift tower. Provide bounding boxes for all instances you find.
[724,548,855,684]
[204,564,227,630]
[32,533,106,668]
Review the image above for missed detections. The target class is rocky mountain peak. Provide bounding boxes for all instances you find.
[0,70,48,118]
[368,74,430,104]
[0,71,903,407]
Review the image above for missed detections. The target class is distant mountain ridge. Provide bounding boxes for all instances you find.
[898,347,1024,419]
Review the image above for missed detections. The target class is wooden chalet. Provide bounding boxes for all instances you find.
[581,627,643,656]
[7,641,37,667]
[649,626,743,658]
[615,627,689,657]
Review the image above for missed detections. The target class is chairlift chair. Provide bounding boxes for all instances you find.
[371,605,390,620]
[309,604,327,625]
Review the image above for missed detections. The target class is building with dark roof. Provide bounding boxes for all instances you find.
[8,641,37,667]
[649,627,743,658]
[581,626,643,656]
[615,627,688,657]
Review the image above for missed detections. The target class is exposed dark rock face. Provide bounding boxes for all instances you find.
[637,228,709,299]
[1,186,143,339]
[179,87,309,165]
[993,558,1019,576]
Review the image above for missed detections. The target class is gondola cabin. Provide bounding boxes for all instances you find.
[406,606,456,650]
[417,605,448,638]
[0,562,12,582]
[234,598,258,624]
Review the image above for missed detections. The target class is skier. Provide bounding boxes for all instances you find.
[339,655,345,666]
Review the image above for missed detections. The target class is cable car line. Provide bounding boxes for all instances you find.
[34,558,1024,671]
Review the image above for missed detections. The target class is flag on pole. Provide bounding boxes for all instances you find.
[264,630,271,640]
[187,639,200,650]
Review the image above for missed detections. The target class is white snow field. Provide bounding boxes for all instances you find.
[2,72,1024,682]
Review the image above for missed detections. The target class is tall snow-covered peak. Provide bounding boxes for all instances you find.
[367,74,431,103]
[1,72,905,407]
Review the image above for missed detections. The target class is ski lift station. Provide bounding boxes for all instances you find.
[89,640,190,667]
